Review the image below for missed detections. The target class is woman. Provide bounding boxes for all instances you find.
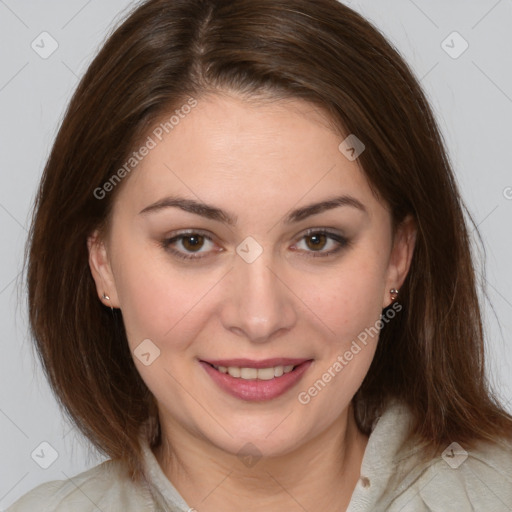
[10,0,512,510]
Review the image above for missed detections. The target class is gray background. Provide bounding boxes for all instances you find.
[1,0,511,508]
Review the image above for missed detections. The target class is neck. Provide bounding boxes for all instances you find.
[154,403,368,512]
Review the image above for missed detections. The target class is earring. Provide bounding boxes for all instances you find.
[390,288,399,301]
[102,293,114,313]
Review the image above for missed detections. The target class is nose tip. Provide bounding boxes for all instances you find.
[220,251,297,343]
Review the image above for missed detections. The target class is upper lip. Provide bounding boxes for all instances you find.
[201,358,312,368]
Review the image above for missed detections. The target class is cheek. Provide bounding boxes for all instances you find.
[111,236,213,350]
[295,258,386,417]
[304,254,388,342]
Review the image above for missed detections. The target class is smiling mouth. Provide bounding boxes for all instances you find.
[205,362,300,380]
[201,357,313,381]
[199,359,314,401]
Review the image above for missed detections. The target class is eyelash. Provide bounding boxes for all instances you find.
[161,229,350,261]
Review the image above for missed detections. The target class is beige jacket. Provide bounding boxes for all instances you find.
[7,401,512,511]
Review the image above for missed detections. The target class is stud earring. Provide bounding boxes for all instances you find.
[102,293,114,313]
[390,288,399,300]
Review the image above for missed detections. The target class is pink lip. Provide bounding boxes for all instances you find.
[199,359,313,402]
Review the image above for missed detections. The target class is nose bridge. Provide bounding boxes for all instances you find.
[221,242,296,343]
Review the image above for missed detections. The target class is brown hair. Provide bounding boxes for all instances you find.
[25,0,512,480]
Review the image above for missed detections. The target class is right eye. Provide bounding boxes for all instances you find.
[161,230,221,260]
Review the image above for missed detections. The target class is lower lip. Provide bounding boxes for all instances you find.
[200,360,313,402]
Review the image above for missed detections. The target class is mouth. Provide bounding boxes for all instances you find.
[202,359,307,380]
[199,358,313,401]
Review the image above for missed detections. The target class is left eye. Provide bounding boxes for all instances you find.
[292,230,349,257]
[295,232,338,252]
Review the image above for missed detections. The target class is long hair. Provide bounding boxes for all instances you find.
[25,0,512,480]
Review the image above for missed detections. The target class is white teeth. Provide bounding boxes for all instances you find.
[274,366,284,377]
[240,367,258,379]
[257,367,275,380]
[227,366,240,378]
[213,364,298,380]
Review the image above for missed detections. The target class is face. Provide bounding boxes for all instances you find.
[89,92,415,459]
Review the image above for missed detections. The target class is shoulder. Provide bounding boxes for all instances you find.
[391,436,512,511]
[371,401,512,511]
[6,459,156,512]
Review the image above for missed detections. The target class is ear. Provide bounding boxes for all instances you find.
[382,214,416,309]
[87,229,120,309]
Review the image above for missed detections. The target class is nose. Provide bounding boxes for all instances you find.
[219,248,298,344]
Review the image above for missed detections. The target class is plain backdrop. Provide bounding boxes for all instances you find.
[1,0,511,508]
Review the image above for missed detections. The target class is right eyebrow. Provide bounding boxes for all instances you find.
[139,196,237,226]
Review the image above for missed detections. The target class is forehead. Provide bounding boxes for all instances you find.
[114,93,381,218]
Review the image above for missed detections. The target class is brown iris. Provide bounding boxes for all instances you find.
[305,233,327,251]
[181,234,205,252]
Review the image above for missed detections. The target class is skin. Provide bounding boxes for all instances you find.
[88,92,416,512]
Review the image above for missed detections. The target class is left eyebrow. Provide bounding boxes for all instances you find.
[138,194,367,225]
[283,195,367,224]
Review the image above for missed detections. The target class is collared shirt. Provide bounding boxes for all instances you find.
[7,401,512,511]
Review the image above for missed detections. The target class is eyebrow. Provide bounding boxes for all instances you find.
[139,194,367,225]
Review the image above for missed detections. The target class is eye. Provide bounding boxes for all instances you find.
[292,229,349,257]
[161,230,219,260]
